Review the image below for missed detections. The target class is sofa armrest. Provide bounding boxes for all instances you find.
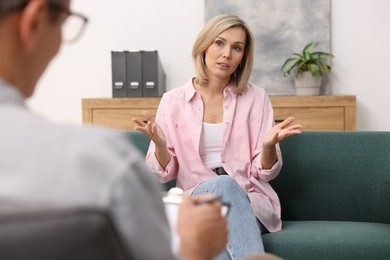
[124,130,176,190]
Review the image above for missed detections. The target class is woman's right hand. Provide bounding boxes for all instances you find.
[132,111,167,148]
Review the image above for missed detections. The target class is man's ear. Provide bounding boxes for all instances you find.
[19,0,47,52]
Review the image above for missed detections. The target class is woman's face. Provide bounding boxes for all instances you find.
[204,27,246,83]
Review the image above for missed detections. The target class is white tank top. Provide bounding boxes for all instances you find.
[199,122,223,169]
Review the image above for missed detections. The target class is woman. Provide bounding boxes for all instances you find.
[133,14,302,259]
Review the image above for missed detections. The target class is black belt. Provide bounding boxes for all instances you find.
[212,167,228,175]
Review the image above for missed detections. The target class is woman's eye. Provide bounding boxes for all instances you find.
[215,40,224,46]
[233,46,242,52]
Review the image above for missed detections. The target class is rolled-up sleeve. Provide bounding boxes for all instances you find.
[145,93,179,183]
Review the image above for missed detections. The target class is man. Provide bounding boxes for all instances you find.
[0,0,227,259]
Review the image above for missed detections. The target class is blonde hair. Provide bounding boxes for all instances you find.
[192,14,254,94]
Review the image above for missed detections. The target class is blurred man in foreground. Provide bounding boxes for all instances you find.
[0,0,227,259]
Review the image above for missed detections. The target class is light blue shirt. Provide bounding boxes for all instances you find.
[0,79,175,259]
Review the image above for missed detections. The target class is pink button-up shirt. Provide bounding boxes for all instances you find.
[146,79,283,232]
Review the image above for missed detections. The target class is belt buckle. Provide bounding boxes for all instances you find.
[213,167,226,175]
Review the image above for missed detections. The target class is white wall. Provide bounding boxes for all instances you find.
[27,0,390,130]
[331,0,390,130]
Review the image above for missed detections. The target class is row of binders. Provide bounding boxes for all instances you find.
[111,50,166,97]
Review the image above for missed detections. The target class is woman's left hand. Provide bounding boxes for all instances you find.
[263,117,303,149]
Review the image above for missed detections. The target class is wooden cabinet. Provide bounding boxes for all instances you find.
[82,95,356,130]
[82,98,161,130]
[269,96,356,130]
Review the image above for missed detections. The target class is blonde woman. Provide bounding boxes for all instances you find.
[134,14,302,259]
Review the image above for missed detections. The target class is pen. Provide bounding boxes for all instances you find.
[194,195,230,216]
[194,195,222,206]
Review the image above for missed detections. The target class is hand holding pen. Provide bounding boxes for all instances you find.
[178,194,228,260]
[194,195,230,216]
[164,187,230,216]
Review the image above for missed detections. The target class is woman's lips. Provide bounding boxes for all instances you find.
[217,62,230,68]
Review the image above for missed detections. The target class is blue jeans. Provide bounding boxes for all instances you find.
[191,175,265,260]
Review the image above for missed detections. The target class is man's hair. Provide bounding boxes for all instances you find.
[192,14,255,94]
[0,0,27,20]
[0,0,65,22]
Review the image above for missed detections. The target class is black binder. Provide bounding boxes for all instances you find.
[111,51,127,97]
[125,51,143,97]
[111,50,166,97]
[142,51,166,97]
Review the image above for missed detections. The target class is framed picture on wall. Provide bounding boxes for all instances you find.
[205,0,331,95]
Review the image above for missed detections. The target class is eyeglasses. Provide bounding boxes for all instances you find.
[48,1,89,43]
[4,0,88,43]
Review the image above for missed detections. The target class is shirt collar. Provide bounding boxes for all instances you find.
[184,78,238,102]
[0,78,26,107]
[184,78,198,102]
[223,84,238,98]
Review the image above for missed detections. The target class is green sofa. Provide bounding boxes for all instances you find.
[126,130,390,260]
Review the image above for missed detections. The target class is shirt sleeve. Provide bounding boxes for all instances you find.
[145,93,179,183]
[109,142,177,260]
[251,92,283,182]
[60,128,178,260]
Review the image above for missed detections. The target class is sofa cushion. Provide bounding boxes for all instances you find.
[272,131,390,224]
[263,220,390,260]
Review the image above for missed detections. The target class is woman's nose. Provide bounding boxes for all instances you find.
[222,49,231,59]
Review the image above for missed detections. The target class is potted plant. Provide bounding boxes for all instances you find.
[281,42,335,95]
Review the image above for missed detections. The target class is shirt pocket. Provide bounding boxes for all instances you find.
[228,126,252,161]
[170,121,199,162]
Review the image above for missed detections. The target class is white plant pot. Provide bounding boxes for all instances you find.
[294,71,322,96]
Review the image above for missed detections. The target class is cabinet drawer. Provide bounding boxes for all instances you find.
[92,109,156,130]
[273,107,345,130]
[82,96,355,131]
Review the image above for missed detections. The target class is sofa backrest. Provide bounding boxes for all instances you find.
[126,130,390,224]
[125,130,150,156]
[124,131,176,190]
[272,131,390,224]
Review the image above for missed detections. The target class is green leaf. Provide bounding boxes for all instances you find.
[303,42,318,53]
[302,42,318,60]
[295,62,306,77]
[292,53,303,58]
[308,63,321,77]
[312,52,335,59]
[281,42,334,78]
[281,58,301,76]
[319,63,331,75]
